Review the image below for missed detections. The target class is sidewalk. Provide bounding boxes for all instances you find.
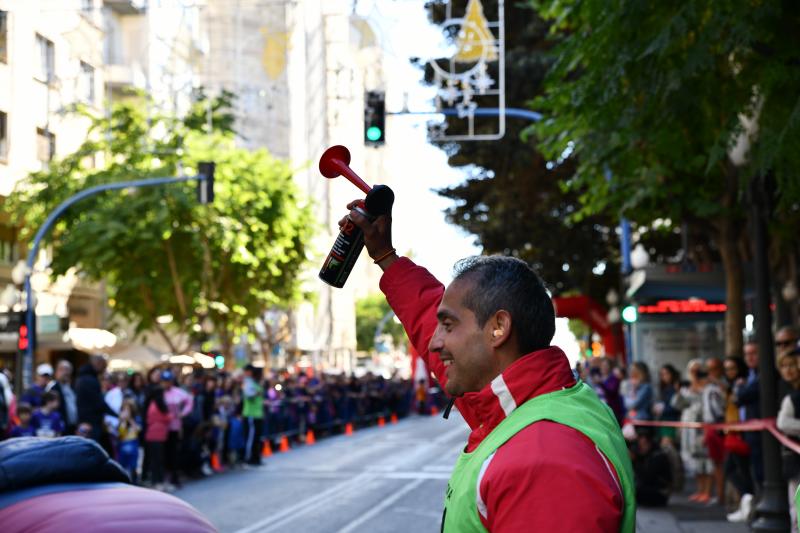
[637,491,750,533]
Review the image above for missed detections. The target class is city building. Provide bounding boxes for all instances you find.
[200,0,390,373]
[0,0,112,383]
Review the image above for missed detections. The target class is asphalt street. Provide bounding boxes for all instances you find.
[174,413,469,533]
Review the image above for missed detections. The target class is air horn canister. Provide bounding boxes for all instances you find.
[318,145,394,288]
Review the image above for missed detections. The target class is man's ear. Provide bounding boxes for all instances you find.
[489,310,512,347]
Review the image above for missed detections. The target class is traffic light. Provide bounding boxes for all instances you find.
[621,305,638,323]
[364,91,385,146]
[209,352,225,369]
[17,311,35,353]
[196,161,215,205]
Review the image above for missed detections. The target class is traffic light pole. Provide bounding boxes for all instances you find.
[20,171,212,391]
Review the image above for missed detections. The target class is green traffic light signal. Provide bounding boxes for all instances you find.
[214,355,225,369]
[366,126,383,142]
[622,305,638,323]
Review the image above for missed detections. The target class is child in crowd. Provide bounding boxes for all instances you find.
[31,392,64,438]
[10,403,35,438]
[227,408,246,467]
[118,399,141,483]
[144,386,172,491]
[76,422,92,438]
[213,395,234,467]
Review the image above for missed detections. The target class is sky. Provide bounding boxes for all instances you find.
[355,0,582,364]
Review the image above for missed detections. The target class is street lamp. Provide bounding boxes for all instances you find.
[630,244,649,270]
[749,174,789,531]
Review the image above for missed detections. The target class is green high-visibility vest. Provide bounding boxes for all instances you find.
[795,484,800,530]
[442,381,636,532]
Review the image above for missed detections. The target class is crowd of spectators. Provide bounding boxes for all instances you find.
[2,326,799,524]
[0,355,440,492]
[576,325,800,526]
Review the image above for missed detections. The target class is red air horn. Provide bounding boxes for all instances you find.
[319,145,372,194]
[318,145,394,288]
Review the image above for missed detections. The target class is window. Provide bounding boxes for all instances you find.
[79,61,95,104]
[0,11,8,63]
[36,127,55,164]
[81,0,93,13]
[0,223,18,265]
[0,111,7,160]
[35,34,55,83]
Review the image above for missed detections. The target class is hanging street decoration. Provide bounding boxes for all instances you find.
[426,0,505,141]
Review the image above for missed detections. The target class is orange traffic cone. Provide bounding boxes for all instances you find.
[306,429,316,445]
[345,422,354,436]
[210,452,223,472]
[378,416,386,427]
[390,413,398,424]
[262,441,273,458]
[279,435,290,452]
[430,405,439,416]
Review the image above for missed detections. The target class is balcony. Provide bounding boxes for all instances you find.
[103,0,146,15]
[106,63,132,86]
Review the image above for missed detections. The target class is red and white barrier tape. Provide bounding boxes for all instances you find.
[628,418,800,455]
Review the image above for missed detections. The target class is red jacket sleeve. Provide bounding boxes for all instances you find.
[480,421,623,532]
[379,257,479,429]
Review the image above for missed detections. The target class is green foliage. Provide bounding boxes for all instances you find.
[8,91,313,354]
[355,294,407,352]
[531,0,800,356]
[531,0,800,226]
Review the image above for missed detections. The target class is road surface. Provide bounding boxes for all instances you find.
[175,413,468,533]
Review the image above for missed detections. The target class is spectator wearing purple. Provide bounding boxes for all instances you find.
[21,364,54,408]
[598,358,625,425]
[10,403,35,438]
[31,392,64,438]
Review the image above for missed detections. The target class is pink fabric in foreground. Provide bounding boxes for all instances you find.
[0,485,217,532]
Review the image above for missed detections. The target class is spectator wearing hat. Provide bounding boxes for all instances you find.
[21,363,54,408]
[48,360,78,435]
[162,369,193,488]
[76,355,117,451]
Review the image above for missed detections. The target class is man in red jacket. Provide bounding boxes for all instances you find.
[345,201,635,532]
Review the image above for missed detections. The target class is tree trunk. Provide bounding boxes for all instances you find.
[718,216,745,358]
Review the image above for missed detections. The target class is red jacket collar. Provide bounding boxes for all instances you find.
[461,346,576,452]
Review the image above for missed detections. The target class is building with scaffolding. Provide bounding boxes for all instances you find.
[199,0,389,373]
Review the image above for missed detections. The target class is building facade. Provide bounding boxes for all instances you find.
[0,0,113,383]
[200,0,390,372]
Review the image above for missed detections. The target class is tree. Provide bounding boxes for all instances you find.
[8,92,314,357]
[532,0,800,357]
[355,294,407,352]
[422,0,629,303]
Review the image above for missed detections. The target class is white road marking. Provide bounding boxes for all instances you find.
[423,465,455,472]
[335,479,426,533]
[383,471,451,480]
[232,472,372,533]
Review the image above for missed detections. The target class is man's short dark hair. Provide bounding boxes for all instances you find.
[42,391,58,405]
[452,255,555,354]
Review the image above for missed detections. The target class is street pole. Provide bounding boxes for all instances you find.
[750,173,789,532]
[20,171,212,390]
